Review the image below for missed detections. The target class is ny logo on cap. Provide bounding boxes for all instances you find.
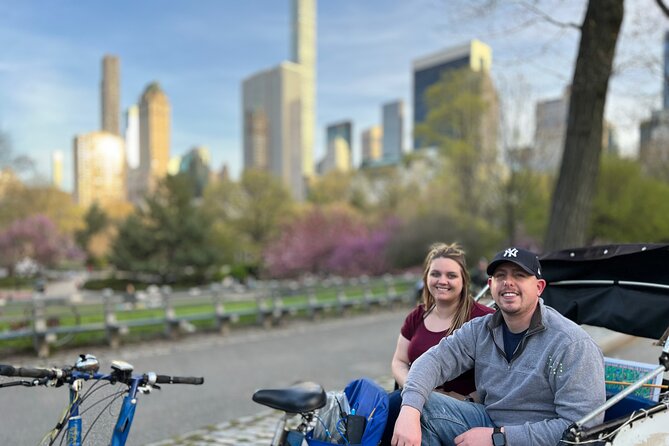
[503,248,518,258]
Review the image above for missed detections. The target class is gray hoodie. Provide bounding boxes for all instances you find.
[402,300,606,445]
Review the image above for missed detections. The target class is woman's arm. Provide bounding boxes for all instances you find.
[391,334,411,388]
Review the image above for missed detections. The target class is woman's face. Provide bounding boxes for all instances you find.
[426,257,463,304]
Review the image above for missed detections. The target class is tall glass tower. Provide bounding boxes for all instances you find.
[139,82,171,195]
[382,100,404,163]
[291,0,316,177]
[412,40,492,150]
[101,55,120,135]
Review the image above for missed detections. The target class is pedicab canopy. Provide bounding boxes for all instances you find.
[539,244,669,340]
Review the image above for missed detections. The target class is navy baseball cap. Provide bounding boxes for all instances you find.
[486,247,542,278]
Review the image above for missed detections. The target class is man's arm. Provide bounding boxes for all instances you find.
[401,320,478,411]
[391,406,422,446]
[504,338,606,445]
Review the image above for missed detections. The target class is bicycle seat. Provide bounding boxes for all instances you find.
[253,381,326,413]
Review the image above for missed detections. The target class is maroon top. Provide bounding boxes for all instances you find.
[400,301,495,395]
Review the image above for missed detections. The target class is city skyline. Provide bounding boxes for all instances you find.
[0,0,666,193]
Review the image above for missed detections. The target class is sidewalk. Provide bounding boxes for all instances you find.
[149,375,397,446]
[146,411,290,446]
[146,327,634,446]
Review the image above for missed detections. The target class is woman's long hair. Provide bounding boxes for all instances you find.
[421,242,474,337]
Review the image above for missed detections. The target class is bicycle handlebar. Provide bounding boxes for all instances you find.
[155,375,204,385]
[1,363,203,386]
[0,364,57,379]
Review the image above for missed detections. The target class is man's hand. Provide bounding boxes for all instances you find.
[454,427,494,445]
[391,405,422,446]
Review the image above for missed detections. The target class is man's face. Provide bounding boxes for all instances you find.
[488,262,546,318]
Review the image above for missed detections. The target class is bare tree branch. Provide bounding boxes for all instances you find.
[519,1,582,30]
[656,0,669,18]
[0,130,35,174]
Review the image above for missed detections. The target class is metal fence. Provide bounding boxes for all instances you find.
[0,274,418,357]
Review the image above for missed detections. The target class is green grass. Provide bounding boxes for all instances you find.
[0,278,415,356]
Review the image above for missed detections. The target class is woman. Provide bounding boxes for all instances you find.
[381,242,495,445]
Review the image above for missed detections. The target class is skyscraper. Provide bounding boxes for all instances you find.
[361,126,383,165]
[73,131,126,207]
[125,105,140,170]
[533,90,569,172]
[318,121,352,174]
[412,40,495,151]
[51,150,63,189]
[241,0,316,199]
[291,0,316,178]
[242,63,304,198]
[138,82,171,195]
[382,100,404,163]
[640,110,669,174]
[101,55,120,135]
[125,105,142,203]
[639,31,669,176]
[179,146,212,198]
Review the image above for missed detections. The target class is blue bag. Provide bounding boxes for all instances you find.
[307,377,389,446]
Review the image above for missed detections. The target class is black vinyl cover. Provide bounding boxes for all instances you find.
[539,244,669,339]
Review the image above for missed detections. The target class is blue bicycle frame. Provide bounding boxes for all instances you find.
[64,370,141,446]
[0,356,203,446]
[111,378,140,446]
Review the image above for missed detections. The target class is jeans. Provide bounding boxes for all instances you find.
[420,392,495,446]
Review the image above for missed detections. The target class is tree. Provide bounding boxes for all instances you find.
[326,218,397,277]
[384,210,502,271]
[0,180,84,235]
[0,214,82,276]
[110,175,220,282]
[590,156,669,242]
[500,148,553,248]
[0,130,35,175]
[75,203,111,266]
[543,0,624,251]
[307,170,354,205]
[414,67,501,219]
[435,0,668,251]
[264,204,392,278]
[202,169,294,265]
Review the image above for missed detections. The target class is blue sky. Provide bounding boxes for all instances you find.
[0,0,665,193]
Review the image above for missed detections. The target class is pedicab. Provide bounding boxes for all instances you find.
[539,243,669,445]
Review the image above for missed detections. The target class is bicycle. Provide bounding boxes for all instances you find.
[0,353,204,446]
[253,381,327,446]
[253,378,388,446]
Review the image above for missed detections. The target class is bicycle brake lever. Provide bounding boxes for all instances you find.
[24,377,50,387]
[138,383,161,394]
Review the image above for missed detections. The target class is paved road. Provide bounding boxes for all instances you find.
[0,309,407,445]
[1,309,665,446]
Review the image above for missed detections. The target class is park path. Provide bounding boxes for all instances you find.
[147,325,644,446]
[0,308,408,445]
[0,305,650,446]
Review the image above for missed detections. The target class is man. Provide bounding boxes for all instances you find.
[392,247,605,446]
